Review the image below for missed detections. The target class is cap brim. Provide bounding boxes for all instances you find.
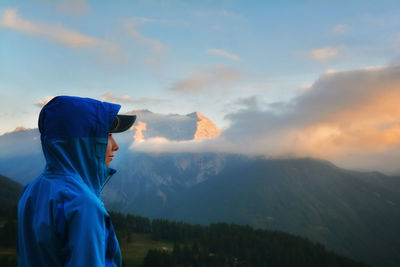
[110,115,136,133]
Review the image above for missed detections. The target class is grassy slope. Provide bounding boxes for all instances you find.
[0,234,172,267]
[120,233,173,267]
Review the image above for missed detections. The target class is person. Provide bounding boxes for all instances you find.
[17,96,136,267]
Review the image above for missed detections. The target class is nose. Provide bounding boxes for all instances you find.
[113,142,119,152]
[111,136,119,151]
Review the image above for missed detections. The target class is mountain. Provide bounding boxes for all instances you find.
[1,111,400,266]
[103,154,400,267]
[125,109,221,141]
[102,152,228,216]
[162,158,400,267]
[0,128,44,185]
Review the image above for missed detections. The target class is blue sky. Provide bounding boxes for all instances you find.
[1,1,400,168]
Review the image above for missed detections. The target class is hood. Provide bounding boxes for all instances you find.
[38,96,120,197]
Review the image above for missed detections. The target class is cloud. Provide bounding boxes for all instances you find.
[233,95,262,110]
[297,83,312,91]
[35,96,55,107]
[101,93,132,103]
[0,9,122,61]
[332,24,349,35]
[310,47,339,62]
[223,66,400,173]
[130,97,168,105]
[130,137,233,154]
[101,93,167,105]
[132,121,147,141]
[124,65,400,173]
[170,65,241,94]
[124,18,166,64]
[207,48,240,61]
[324,69,336,75]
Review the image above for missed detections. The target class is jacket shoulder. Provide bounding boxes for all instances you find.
[60,175,106,213]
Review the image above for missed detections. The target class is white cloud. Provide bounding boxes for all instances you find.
[125,18,166,64]
[310,47,339,62]
[101,93,132,103]
[332,24,349,35]
[35,96,55,107]
[0,9,122,61]
[297,83,312,91]
[170,65,241,94]
[130,97,168,105]
[101,93,167,105]
[130,137,233,154]
[207,48,240,61]
[324,69,336,75]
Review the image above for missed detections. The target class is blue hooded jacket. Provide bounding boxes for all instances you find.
[18,96,122,267]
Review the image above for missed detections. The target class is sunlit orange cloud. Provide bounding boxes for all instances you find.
[223,66,400,172]
[292,85,400,157]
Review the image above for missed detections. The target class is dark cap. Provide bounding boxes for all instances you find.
[110,115,136,133]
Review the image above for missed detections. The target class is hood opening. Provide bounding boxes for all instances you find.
[39,96,121,197]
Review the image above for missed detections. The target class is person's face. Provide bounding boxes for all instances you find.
[105,134,119,167]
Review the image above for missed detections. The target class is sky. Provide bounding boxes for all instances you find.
[1,0,400,173]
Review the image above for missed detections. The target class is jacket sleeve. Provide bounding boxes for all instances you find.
[61,191,107,267]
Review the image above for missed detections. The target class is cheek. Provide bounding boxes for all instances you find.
[106,143,112,157]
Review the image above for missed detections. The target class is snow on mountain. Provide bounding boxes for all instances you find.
[124,110,221,141]
[187,112,221,139]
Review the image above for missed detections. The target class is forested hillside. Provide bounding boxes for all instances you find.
[111,212,368,267]
[0,174,368,266]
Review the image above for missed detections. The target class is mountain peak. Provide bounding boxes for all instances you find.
[122,110,221,141]
[187,112,221,139]
[14,126,28,132]
[186,112,202,118]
